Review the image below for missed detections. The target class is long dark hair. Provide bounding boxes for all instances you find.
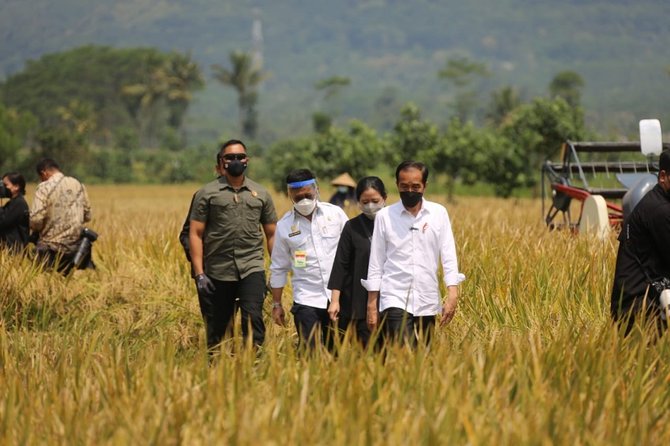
[2,172,26,195]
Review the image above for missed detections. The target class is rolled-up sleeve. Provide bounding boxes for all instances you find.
[269,229,291,288]
[440,210,465,286]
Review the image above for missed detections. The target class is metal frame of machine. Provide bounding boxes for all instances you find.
[541,140,670,232]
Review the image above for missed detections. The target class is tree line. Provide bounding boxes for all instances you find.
[0,45,587,196]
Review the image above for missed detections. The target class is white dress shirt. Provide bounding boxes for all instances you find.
[270,202,349,309]
[362,198,465,316]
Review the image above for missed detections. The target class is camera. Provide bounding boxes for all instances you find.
[73,228,99,268]
[0,183,10,199]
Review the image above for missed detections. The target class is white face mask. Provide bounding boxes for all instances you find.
[360,201,384,219]
[294,198,317,216]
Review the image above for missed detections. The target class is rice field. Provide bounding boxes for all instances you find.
[1,184,669,445]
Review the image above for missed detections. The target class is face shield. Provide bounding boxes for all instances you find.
[288,179,319,216]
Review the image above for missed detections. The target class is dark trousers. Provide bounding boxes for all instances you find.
[613,298,667,338]
[35,245,77,275]
[336,317,372,349]
[35,244,94,275]
[291,303,332,351]
[380,307,436,348]
[198,271,266,351]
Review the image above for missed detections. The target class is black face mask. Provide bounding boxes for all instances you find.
[400,191,423,208]
[226,160,247,177]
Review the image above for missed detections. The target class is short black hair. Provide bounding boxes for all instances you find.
[395,161,428,183]
[286,168,316,185]
[355,176,387,201]
[218,139,248,160]
[660,150,670,173]
[35,158,60,175]
[2,172,26,195]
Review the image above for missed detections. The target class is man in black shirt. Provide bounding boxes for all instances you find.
[611,150,670,335]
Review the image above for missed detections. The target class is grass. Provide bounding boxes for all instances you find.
[1,184,669,445]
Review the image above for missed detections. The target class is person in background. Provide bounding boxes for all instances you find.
[30,158,92,274]
[179,153,224,267]
[327,176,387,348]
[180,154,224,334]
[0,172,29,253]
[363,161,465,348]
[189,140,277,353]
[611,149,670,336]
[270,168,348,351]
[328,172,357,209]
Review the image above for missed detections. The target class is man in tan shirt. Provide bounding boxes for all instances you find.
[30,158,92,273]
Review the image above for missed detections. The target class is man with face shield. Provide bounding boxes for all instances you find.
[189,140,277,354]
[362,161,465,348]
[269,169,348,350]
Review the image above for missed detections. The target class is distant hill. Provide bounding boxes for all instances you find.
[1,0,669,143]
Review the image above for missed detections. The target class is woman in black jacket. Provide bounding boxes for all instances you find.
[327,176,387,348]
[0,172,29,252]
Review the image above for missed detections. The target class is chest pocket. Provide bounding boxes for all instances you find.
[209,195,234,209]
[287,232,309,250]
[320,222,342,238]
[209,199,231,219]
[244,199,263,222]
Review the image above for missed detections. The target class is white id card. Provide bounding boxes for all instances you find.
[294,250,307,268]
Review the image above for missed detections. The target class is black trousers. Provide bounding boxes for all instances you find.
[336,317,371,349]
[35,245,77,275]
[35,244,94,275]
[291,303,332,351]
[199,271,266,351]
[380,307,436,348]
[613,298,667,338]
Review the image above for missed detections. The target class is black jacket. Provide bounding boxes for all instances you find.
[327,214,374,320]
[611,184,670,317]
[0,194,29,251]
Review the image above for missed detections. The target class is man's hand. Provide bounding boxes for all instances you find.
[328,300,340,322]
[439,286,459,326]
[270,287,286,326]
[195,273,215,295]
[367,303,379,332]
[272,304,286,326]
[367,291,379,332]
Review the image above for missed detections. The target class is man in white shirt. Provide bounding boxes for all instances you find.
[270,168,349,350]
[363,161,464,347]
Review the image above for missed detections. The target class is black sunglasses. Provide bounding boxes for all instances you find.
[222,153,247,161]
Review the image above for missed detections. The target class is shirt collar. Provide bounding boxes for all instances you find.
[398,198,429,217]
[219,176,249,191]
[47,172,64,183]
